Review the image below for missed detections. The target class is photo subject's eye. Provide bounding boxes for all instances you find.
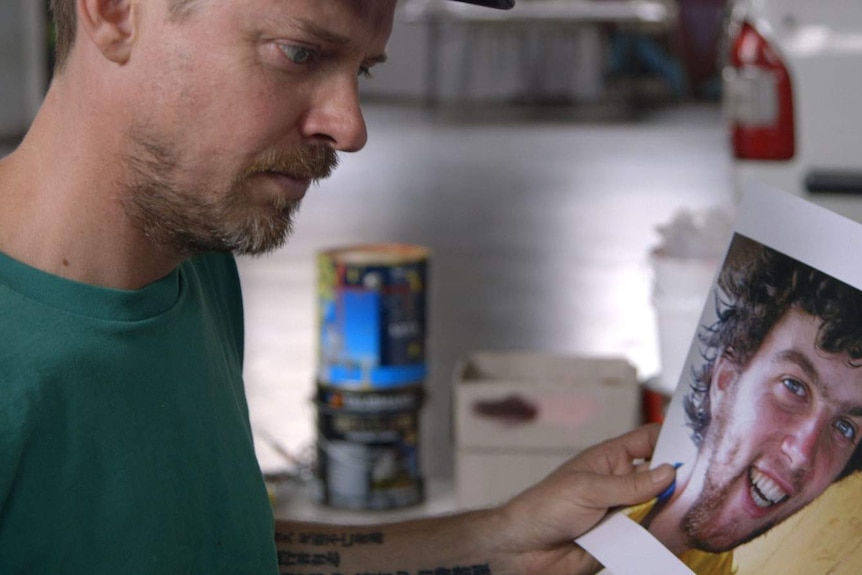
[834,419,857,441]
[781,377,807,398]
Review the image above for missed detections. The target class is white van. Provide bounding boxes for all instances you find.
[722,0,862,221]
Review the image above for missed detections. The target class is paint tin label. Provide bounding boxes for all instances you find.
[317,244,428,389]
[314,385,424,510]
[317,385,425,415]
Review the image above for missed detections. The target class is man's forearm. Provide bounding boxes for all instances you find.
[273,510,504,575]
[272,425,674,575]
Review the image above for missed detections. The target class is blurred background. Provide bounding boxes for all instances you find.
[2,0,736,518]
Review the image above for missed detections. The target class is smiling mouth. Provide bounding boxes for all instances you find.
[749,467,789,509]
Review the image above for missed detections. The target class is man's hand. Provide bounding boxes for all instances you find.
[489,424,676,575]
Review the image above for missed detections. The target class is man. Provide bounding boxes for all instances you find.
[0,0,676,573]
[627,234,862,574]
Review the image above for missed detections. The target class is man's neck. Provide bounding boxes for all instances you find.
[0,84,183,290]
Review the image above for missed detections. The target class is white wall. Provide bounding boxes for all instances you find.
[363,11,606,104]
[0,0,47,138]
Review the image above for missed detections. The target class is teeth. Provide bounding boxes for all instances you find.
[749,468,789,508]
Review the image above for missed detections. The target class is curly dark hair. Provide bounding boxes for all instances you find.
[685,234,862,480]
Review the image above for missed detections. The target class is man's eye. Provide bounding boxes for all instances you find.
[781,377,807,398]
[279,44,315,65]
[835,419,857,441]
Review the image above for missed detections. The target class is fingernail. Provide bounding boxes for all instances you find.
[652,463,678,485]
[654,463,683,505]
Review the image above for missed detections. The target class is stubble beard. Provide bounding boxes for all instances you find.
[680,387,777,554]
[121,125,338,257]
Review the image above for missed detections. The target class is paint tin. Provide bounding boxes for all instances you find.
[317,244,428,389]
[314,384,425,510]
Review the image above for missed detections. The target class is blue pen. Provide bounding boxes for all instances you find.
[656,462,684,503]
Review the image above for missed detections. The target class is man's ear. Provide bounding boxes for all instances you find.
[77,0,137,65]
[710,351,739,406]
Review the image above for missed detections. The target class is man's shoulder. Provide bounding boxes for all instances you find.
[184,251,244,327]
[187,251,240,284]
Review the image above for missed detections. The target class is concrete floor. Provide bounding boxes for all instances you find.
[237,100,736,482]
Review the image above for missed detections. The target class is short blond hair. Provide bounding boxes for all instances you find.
[49,0,200,72]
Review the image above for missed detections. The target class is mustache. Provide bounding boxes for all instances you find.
[241,145,340,182]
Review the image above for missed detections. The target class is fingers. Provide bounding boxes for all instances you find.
[579,463,677,511]
[495,427,676,556]
[613,423,662,457]
[576,424,663,475]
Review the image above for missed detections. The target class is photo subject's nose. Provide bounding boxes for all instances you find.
[782,416,822,471]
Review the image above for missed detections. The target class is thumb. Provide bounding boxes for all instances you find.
[584,464,677,509]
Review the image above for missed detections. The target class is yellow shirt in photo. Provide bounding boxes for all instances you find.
[624,500,737,575]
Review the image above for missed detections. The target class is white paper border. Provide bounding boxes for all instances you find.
[577,513,696,575]
[577,184,862,574]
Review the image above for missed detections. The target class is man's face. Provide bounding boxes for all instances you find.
[683,307,862,552]
[119,0,395,255]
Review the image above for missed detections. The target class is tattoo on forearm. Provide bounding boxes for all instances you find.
[417,566,492,575]
[278,563,492,575]
[276,531,385,547]
[274,530,492,575]
[278,551,340,568]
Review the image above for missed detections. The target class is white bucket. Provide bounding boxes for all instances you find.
[651,255,718,396]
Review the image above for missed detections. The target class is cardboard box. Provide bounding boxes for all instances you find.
[453,351,641,508]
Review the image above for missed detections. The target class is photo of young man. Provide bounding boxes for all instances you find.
[626,233,862,574]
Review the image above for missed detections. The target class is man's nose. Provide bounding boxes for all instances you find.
[301,76,368,153]
[781,414,824,472]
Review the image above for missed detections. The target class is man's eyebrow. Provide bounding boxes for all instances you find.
[292,18,388,65]
[293,18,350,46]
[777,349,819,384]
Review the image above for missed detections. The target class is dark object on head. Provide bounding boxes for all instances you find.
[449,0,516,9]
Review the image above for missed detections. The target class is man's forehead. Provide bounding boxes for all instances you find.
[225,0,513,34]
[241,0,395,44]
[288,16,390,64]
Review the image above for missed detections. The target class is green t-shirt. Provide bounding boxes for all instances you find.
[0,251,278,574]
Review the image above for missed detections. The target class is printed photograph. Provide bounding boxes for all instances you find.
[630,232,862,575]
